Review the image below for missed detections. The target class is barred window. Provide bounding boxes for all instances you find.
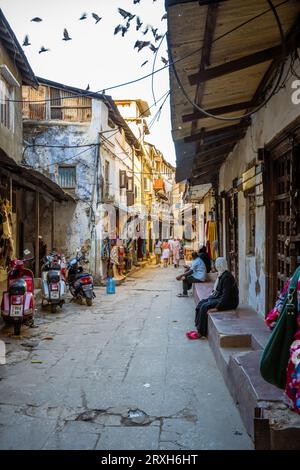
[58,166,76,189]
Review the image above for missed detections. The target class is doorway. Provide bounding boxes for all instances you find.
[225,190,239,281]
[266,137,300,311]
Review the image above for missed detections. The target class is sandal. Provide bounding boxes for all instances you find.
[186,331,200,340]
[177,293,188,297]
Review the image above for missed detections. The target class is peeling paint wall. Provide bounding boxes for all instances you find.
[219,58,300,316]
[23,98,109,277]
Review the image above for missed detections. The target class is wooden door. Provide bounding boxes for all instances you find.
[266,142,300,310]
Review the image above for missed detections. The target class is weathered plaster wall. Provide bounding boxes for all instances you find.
[23,99,108,276]
[0,44,23,163]
[219,57,300,316]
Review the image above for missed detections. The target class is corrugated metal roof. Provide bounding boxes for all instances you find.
[165,0,199,8]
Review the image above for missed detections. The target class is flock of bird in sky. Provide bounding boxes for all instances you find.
[22,4,169,69]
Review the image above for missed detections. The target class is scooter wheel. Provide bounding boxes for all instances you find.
[51,304,57,314]
[86,298,93,307]
[14,322,21,336]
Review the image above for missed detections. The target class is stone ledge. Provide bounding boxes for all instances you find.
[205,306,300,448]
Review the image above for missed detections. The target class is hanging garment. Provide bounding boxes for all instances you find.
[172,240,181,263]
[0,199,14,267]
[110,245,119,265]
[206,221,217,260]
[101,237,110,259]
[262,266,300,414]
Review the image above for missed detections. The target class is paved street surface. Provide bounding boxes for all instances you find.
[0,265,253,450]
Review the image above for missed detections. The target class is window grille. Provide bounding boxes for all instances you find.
[58,166,76,188]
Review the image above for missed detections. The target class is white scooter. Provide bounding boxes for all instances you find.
[41,252,66,313]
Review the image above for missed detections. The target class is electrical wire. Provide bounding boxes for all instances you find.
[168,0,287,122]
[23,89,171,154]
[151,32,167,106]
[3,0,290,105]
[23,91,172,173]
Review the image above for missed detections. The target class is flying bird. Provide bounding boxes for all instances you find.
[161,13,167,21]
[155,34,163,42]
[23,35,31,46]
[79,13,87,20]
[62,28,72,41]
[121,26,128,37]
[133,0,141,3]
[136,16,143,31]
[149,43,159,53]
[161,57,168,66]
[31,17,42,22]
[114,24,122,35]
[142,25,149,35]
[118,8,135,21]
[151,27,158,39]
[134,40,150,52]
[92,13,102,24]
[141,60,149,67]
[39,46,50,54]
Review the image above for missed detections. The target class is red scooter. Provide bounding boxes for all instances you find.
[1,257,35,335]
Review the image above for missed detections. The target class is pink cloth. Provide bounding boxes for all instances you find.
[172,241,180,262]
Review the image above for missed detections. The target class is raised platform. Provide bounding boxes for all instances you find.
[192,282,300,449]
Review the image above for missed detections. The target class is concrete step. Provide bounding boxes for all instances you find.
[206,306,300,448]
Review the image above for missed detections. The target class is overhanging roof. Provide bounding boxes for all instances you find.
[0,149,73,202]
[0,9,38,88]
[166,0,300,183]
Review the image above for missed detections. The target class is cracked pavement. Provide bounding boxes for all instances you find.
[0,265,253,450]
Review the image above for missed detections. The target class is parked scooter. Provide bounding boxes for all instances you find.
[41,251,66,313]
[67,251,95,306]
[1,255,35,335]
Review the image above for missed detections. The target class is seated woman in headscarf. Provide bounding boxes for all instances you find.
[186,257,239,339]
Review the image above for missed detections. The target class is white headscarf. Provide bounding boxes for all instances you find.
[213,257,228,291]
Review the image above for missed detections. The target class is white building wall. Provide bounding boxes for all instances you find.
[219,58,300,316]
[24,98,108,277]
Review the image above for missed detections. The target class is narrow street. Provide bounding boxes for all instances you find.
[0,266,252,450]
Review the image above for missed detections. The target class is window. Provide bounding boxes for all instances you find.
[58,166,76,189]
[119,170,127,189]
[127,176,133,192]
[144,177,150,191]
[0,77,13,130]
[246,193,256,256]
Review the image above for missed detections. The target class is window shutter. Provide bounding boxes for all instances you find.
[127,176,133,192]
[127,191,134,207]
[119,170,127,189]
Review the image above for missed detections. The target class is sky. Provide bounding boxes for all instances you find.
[0,0,176,165]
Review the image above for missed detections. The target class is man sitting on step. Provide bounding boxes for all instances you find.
[176,252,207,297]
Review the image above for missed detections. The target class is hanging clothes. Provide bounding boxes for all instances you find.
[206,221,218,261]
[265,267,300,415]
[0,199,14,268]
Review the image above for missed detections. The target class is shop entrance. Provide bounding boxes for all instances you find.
[266,136,300,311]
[225,190,239,282]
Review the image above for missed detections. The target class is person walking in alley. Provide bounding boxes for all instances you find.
[176,251,206,297]
[154,239,162,265]
[161,240,170,268]
[168,237,174,265]
[172,238,181,268]
[186,257,239,339]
